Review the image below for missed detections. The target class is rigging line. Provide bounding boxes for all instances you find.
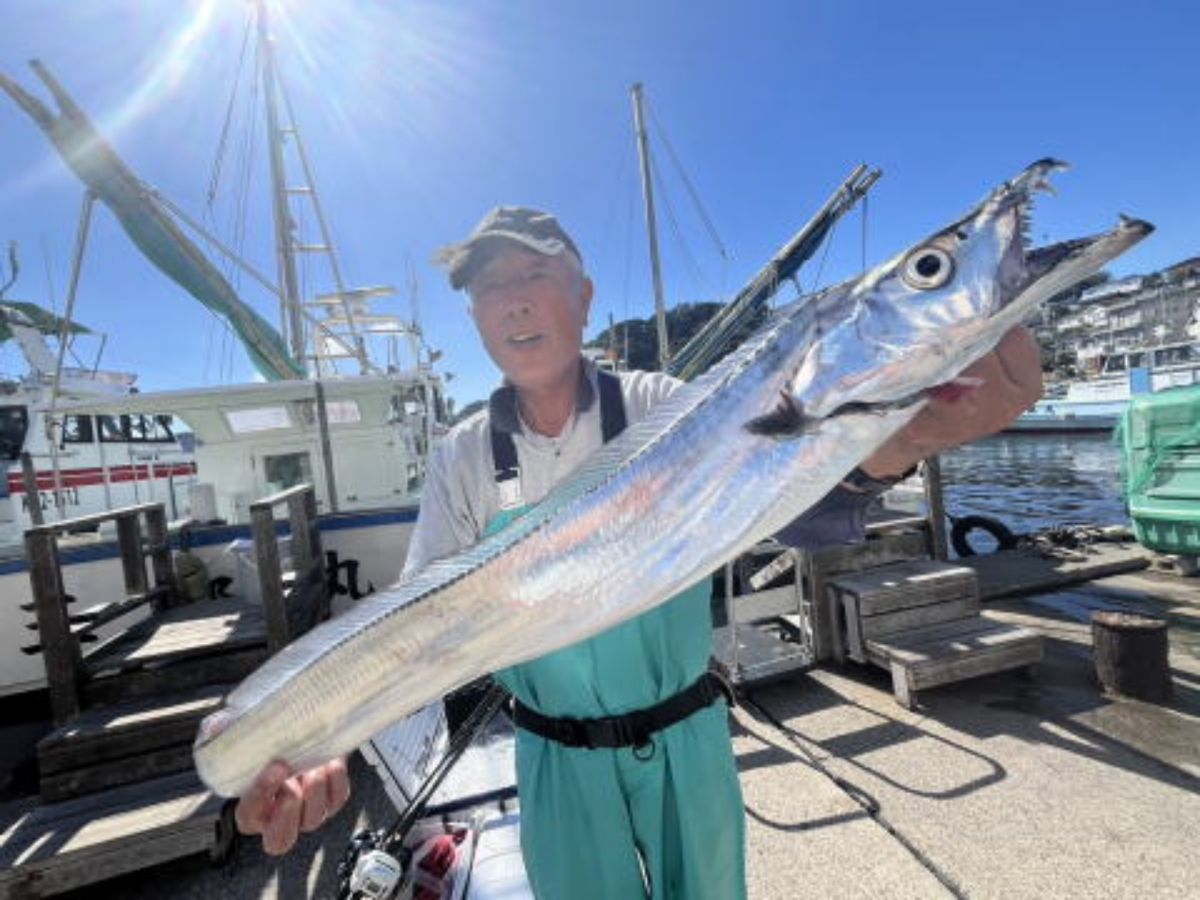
[809,217,839,294]
[646,100,729,261]
[207,16,254,209]
[595,132,633,330]
[650,152,715,299]
[861,192,869,273]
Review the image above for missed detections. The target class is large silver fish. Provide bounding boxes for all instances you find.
[195,161,1150,797]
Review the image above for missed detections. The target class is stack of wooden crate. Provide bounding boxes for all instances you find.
[827,558,1043,709]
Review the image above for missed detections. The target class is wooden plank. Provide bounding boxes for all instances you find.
[861,596,979,641]
[252,505,289,653]
[828,559,977,608]
[960,544,1151,601]
[25,502,163,537]
[0,821,217,898]
[287,491,315,573]
[40,744,198,803]
[115,513,148,600]
[807,529,930,661]
[922,455,949,561]
[83,647,266,707]
[64,587,169,637]
[25,531,82,725]
[37,685,228,775]
[248,482,313,513]
[0,774,223,897]
[83,598,266,674]
[907,637,1042,691]
[143,506,177,613]
[870,619,1042,665]
[871,615,1011,650]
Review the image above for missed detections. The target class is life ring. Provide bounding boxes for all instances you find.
[950,515,1019,557]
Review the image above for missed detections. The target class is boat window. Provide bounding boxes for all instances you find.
[1154,344,1198,366]
[62,415,95,445]
[1128,352,1144,369]
[225,406,293,434]
[263,451,312,491]
[0,405,28,461]
[98,415,127,442]
[97,413,179,443]
[126,413,177,443]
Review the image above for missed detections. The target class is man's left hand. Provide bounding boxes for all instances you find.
[861,326,1043,478]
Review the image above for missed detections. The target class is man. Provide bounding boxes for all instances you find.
[236,207,1042,895]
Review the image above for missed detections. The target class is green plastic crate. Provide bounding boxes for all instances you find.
[1118,384,1200,555]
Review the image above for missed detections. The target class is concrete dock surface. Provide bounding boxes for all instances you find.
[45,568,1200,899]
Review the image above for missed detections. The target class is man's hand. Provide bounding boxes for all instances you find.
[862,326,1043,478]
[234,757,351,856]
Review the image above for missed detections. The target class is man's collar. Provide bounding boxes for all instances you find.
[488,357,597,435]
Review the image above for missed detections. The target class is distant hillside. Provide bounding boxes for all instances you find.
[588,301,768,372]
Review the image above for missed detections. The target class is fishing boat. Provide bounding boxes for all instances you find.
[1008,339,1200,433]
[0,1,447,698]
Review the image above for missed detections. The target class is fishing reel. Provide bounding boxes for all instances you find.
[336,830,407,900]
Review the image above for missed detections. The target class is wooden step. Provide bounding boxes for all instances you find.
[866,616,1043,709]
[84,597,268,676]
[828,559,980,663]
[0,771,231,899]
[37,684,231,802]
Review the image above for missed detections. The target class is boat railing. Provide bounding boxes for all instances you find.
[23,501,178,723]
[248,482,329,653]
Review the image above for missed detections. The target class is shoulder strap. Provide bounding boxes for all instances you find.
[489,370,628,507]
[597,369,627,442]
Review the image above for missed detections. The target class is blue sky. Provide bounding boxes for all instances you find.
[1,0,1196,407]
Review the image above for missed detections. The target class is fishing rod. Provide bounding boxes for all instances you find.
[335,680,513,900]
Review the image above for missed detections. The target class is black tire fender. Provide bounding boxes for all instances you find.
[950,515,1018,557]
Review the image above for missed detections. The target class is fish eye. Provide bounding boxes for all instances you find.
[901,246,954,290]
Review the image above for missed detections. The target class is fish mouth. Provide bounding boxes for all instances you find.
[980,159,1153,313]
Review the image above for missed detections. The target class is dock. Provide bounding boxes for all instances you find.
[12,559,1191,900]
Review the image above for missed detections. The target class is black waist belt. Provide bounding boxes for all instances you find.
[511,672,733,750]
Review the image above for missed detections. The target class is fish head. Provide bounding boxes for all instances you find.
[761,159,1153,428]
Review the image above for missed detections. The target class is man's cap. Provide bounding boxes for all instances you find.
[436,206,583,290]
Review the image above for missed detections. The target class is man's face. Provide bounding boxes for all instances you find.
[467,248,593,392]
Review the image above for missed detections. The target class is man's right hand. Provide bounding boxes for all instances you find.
[235,757,351,856]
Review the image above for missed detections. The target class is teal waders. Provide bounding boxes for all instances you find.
[486,507,747,900]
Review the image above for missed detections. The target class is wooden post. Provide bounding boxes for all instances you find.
[20,451,43,527]
[252,504,289,653]
[143,505,177,612]
[286,490,314,575]
[922,456,948,561]
[26,529,82,723]
[1092,611,1171,701]
[115,513,148,599]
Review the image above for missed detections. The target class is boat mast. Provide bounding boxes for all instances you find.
[255,0,306,371]
[630,83,670,370]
